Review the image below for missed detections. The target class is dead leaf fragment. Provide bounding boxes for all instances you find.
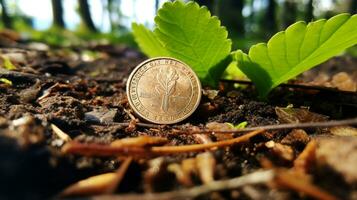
[61,173,118,197]
[61,157,132,197]
[275,107,328,124]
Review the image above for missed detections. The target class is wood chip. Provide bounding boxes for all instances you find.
[196,152,216,184]
[51,124,72,142]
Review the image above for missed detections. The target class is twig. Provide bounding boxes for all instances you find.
[187,118,357,134]
[0,68,40,81]
[151,129,264,154]
[105,118,357,135]
[0,68,64,83]
[123,108,137,120]
[108,122,163,129]
[62,142,148,157]
[62,130,265,157]
[82,170,275,200]
[220,79,356,94]
[293,140,317,174]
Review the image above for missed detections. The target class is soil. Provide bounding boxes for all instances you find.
[0,38,357,200]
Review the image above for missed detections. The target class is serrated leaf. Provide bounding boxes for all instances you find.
[153,1,232,86]
[236,13,357,97]
[131,23,169,57]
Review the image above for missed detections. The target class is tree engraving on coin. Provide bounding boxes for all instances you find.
[127,57,201,124]
[156,67,179,112]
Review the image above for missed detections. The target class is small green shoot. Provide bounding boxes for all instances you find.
[226,121,248,129]
[0,78,13,86]
[132,1,232,86]
[235,13,357,97]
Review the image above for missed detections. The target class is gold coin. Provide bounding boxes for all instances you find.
[126,57,202,124]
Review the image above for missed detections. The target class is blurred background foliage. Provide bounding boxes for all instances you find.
[0,0,356,54]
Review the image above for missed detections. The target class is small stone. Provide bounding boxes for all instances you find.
[202,89,219,100]
[85,108,118,124]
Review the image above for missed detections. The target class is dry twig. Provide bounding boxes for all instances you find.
[151,129,264,154]
[107,118,357,134]
[86,170,275,200]
[187,118,357,134]
[62,129,264,157]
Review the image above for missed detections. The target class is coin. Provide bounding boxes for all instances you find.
[126,57,202,124]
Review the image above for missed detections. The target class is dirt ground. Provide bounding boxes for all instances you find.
[0,38,357,200]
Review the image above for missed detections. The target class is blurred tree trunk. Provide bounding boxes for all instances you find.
[78,0,97,32]
[51,0,65,28]
[305,0,313,22]
[107,0,115,31]
[218,0,245,37]
[155,0,159,13]
[0,0,12,29]
[350,0,357,14]
[263,0,277,35]
[282,0,297,29]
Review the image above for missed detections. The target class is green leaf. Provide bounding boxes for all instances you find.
[236,13,357,97]
[0,56,16,70]
[146,1,231,86]
[131,23,169,57]
[132,1,231,86]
